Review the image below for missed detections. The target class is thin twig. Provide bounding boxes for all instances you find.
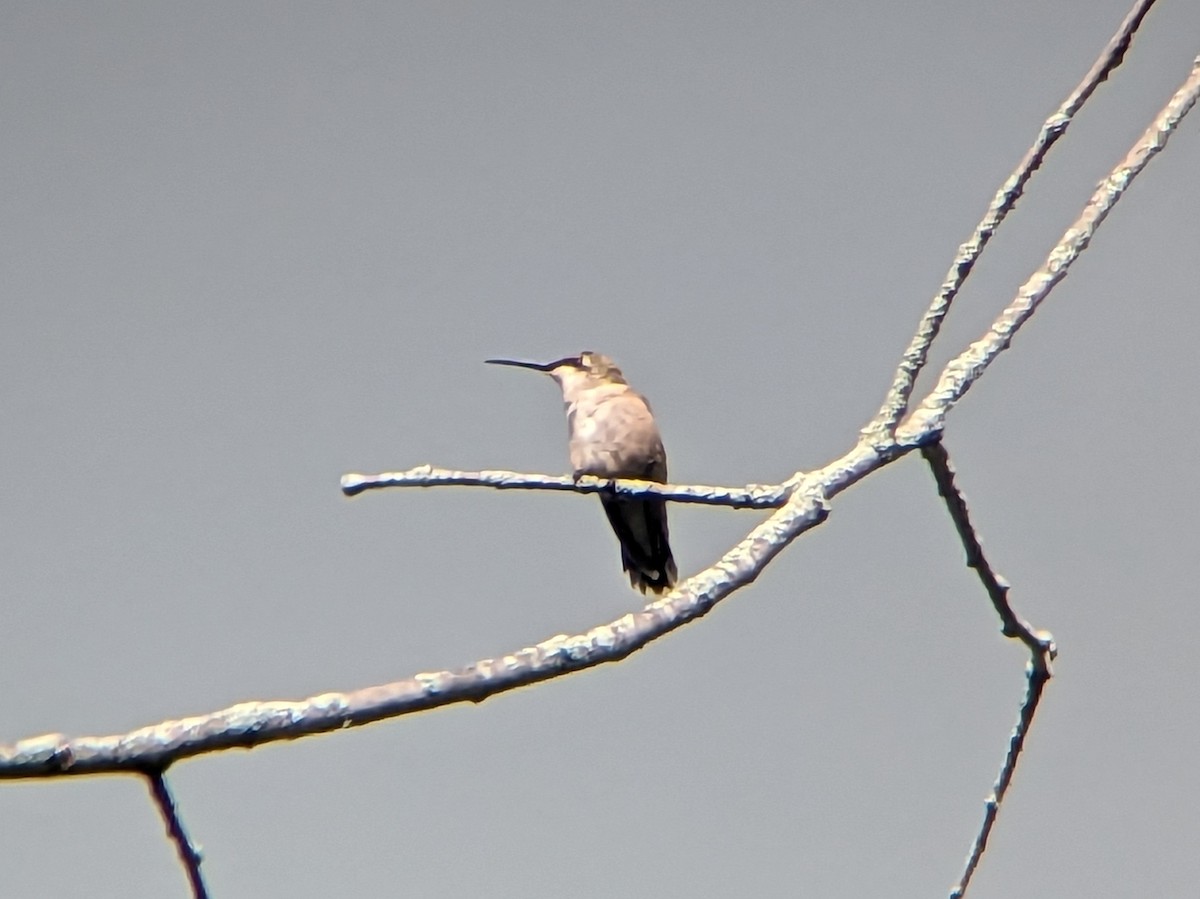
[950,662,1052,899]
[921,442,1046,647]
[865,0,1160,442]
[341,466,790,509]
[145,767,208,899]
[922,441,1056,898]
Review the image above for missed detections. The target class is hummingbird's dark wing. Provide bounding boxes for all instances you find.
[599,455,677,595]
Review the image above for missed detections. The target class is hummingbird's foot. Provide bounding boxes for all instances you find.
[573,470,618,496]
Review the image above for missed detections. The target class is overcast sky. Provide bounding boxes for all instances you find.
[2,3,1199,897]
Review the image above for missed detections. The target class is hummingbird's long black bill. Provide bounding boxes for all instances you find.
[485,358,555,371]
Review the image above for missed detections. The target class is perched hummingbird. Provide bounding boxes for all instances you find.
[486,351,678,594]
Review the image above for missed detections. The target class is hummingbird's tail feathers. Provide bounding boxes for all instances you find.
[601,495,677,595]
[624,548,678,595]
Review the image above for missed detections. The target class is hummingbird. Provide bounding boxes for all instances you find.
[486,351,678,594]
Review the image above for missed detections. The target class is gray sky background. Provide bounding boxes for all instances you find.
[2,3,1198,897]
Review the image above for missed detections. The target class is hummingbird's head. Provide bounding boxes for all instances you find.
[485,352,628,396]
[572,351,626,383]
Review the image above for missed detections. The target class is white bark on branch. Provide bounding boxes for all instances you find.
[866,0,1160,442]
[905,54,1200,440]
[342,466,790,509]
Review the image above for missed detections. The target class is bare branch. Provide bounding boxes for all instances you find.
[949,662,1052,899]
[921,442,1049,649]
[922,441,1056,898]
[2,40,1194,899]
[4,50,1195,783]
[0,469,845,779]
[901,55,1200,442]
[341,465,790,509]
[145,768,208,899]
[865,0,1160,442]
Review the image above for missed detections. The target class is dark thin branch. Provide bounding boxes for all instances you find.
[865,0,1160,442]
[950,662,1052,899]
[921,442,1047,647]
[341,466,790,509]
[145,767,208,899]
[922,441,1056,899]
